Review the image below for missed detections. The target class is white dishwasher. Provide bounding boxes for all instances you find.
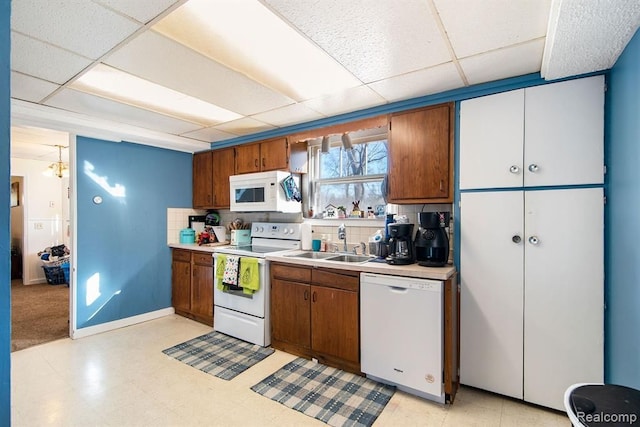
[360,272,444,403]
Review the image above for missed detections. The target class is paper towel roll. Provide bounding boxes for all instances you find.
[300,222,312,250]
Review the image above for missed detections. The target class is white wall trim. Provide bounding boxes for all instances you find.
[70,307,175,340]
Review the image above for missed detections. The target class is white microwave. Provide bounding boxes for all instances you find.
[229,170,301,213]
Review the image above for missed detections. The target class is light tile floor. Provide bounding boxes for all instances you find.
[11,315,568,426]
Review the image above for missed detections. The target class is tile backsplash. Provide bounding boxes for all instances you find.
[167,208,207,244]
[168,203,454,263]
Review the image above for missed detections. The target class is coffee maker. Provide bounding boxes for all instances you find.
[386,223,415,265]
[415,212,450,267]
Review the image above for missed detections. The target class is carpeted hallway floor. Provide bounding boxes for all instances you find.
[11,279,69,352]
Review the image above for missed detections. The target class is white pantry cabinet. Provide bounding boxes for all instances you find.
[459,75,605,411]
[460,188,604,411]
[459,75,604,190]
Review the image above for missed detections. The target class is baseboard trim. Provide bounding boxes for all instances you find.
[71,307,176,339]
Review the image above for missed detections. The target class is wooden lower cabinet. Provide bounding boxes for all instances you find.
[310,285,359,364]
[171,249,213,326]
[270,262,360,373]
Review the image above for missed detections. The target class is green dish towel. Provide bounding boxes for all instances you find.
[216,254,227,290]
[239,257,259,295]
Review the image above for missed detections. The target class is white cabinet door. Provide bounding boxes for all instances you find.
[524,76,604,187]
[460,191,524,399]
[459,76,604,191]
[459,89,524,190]
[523,188,604,410]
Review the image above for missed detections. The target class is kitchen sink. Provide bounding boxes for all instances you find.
[284,251,373,263]
[284,251,337,259]
[326,254,373,263]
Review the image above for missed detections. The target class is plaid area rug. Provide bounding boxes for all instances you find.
[162,331,274,381]
[251,357,395,427]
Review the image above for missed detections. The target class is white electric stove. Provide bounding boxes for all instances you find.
[212,222,309,346]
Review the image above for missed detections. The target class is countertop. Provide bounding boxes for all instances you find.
[169,244,456,281]
[169,242,229,253]
[266,250,456,281]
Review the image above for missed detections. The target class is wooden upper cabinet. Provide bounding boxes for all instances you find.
[260,137,289,171]
[388,103,453,203]
[211,147,235,208]
[235,143,261,174]
[192,151,213,209]
[234,137,307,174]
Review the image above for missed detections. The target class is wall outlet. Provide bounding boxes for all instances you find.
[49,201,55,208]
[34,222,43,230]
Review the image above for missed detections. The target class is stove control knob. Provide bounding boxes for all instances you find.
[282,229,289,235]
[287,227,294,234]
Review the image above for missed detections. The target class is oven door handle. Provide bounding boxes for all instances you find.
[213,254,267,265]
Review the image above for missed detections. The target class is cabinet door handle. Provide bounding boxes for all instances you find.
[528,164,539,173]
[304,289,309,301]
[254,159,258,168]
[509,165,520,174]
[262,158,265,167]
[528,236,540,245]
[512,235,521,244]
[312,291,317,303]
[439,180,444,192]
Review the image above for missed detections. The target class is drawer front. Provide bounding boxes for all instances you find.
[271,263,311,283]
[192,252,214,265]
[172,249,191,262]
[312,269,359,292]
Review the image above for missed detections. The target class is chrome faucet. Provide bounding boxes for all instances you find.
[338,223,347,253]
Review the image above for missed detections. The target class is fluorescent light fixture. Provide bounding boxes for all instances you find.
[70,64,242,126]
[153,0,362,101]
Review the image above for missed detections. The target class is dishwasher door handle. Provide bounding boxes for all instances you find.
[389,286,409,293]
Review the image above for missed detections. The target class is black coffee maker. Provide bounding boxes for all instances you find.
[386,223,415,265]
[415,212,450,267]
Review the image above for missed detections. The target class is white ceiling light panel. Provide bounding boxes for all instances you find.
[45,88,205,135]
[152,0,362,101]
[105,30,294,116]
[69,64,242,126]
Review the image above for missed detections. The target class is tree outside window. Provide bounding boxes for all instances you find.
[312,133,388,217]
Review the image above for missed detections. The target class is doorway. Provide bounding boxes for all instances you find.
[10,127,72,351]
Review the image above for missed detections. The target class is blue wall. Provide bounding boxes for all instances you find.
[0,0,10,423]
[76,138,192,329]
[605,28,640,389]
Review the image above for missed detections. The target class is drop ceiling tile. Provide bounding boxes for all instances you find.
[434,0,551,58]
[368,63,464,103]
[265,0,451,83]
[11,32,93,85]
[541,0,640,79]
[11,0,141,59]
[302,85,387,117]
[213,117,276,136]
[94,0,180,24]
[460,39,545,86]
[250,103,325,128]
[105,31,295,116]
[44,88,203,135]
[11,72,60,103]
[182,127,238,144]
